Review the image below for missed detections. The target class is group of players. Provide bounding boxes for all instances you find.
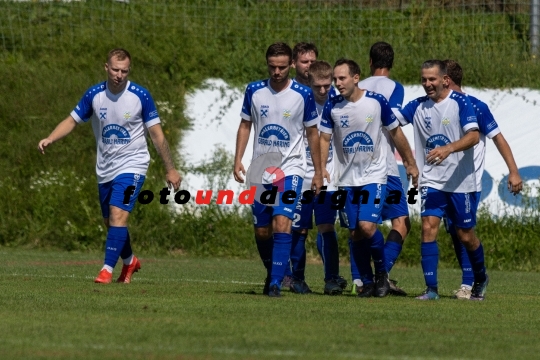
[37,43,522,301]
[233,41,523,300]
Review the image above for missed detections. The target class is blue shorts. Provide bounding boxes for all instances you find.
[444,191,481,231]
[98,173,146,219]
[381,175,409,221]
[421,187,478,229]
[339,184,386,230]
[292,191,338,230]
[252,175,303,227]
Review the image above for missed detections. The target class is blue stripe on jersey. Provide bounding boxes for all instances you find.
[73,82,107,122]
[387,81,405,108]
[468,95,499,136]
[449,91,478,130]
[241,80,269,119]
[397,95,430,125]
[320,95,346,130]
[365,91,398,127]
[290,82,318,123]
[126,82,159,123]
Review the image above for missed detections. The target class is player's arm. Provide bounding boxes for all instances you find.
[320,132,331,184]
[38,115,78,154]
[234,119,251,183]
[388,126,419,188]
[147,124,182,191]
[305,125,323,193]
[492,133,522,195]
[426,129,479,165]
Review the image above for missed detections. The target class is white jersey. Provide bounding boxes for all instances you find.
[468,95,501,191]
[358,76,405,177]
[240,79,318,181]
[394,90,479,193]
[320,91,399,187]
[71,81,160,184]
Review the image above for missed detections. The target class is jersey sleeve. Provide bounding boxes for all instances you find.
[378,95,398,130]
[393,98,419,126]
[319,100,334,134]
[70,87,96,123]
[141,91,161,128]
[458,96,479,132]
[475,101,500,139]
[240,84,254,121]
[303,92,319,128]
[387,82,405,109]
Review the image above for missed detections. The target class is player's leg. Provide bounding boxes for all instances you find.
[289,199,313,294]
[443,217,474,299]
[451,192,488,300]
[95,173,144,284]
[252,202,274,295]
[339,209,362,293]
[416,187,445,299]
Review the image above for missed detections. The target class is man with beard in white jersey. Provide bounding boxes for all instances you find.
[38,48,182,284]
[288,60,348,295]
[320,58,418,298]
[233,42,323,298]
[347,42,409,296]
[442,59,522,299]
[393,60,489,300]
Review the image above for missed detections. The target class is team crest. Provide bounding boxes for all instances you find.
[442,117,450,126]
[123,112,131,120]
[282,109,291,119]
[365,114,374,123]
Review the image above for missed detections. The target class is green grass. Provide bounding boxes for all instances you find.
[1,248,540,360]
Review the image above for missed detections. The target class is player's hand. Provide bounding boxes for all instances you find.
[234,162,246,183]
[426,146,452,166]
[322,168,331,184]
[166,169,182,192]
[508,172,523,195]
[38,138,53,154]
[405,162,419,188]
[311,173,324,195]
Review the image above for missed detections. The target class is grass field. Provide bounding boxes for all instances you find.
[1,249,539,360]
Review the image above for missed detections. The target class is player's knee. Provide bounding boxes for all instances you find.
[255,226,272,240]
[272,215,292,233]
[108,206,129,227]
[391,216,410,238]
[317,223,335,233]
[358,221,376,238]
[103,218,110,229]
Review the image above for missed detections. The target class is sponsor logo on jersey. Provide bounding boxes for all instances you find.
[487,120,497,130]
[123,112,131,120]
[342,131,374,154]
[102,124,131,145]
[467,116,477,123]
[424,116,432,130]
[260,105,269,118]
[442,117,450,126]
[340,115,349,128]
[283,109,291,119]
[365,114,374,123]
[258,124,291,148]
[425,134,451,155]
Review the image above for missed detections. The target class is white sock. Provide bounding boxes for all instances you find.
[101,265,113,273]
[123,255,134,265]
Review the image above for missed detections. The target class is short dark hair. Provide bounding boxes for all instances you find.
[107,48,131,63]
[266,42,293,62]
[308,60,333,82]
[293,42,318,61]
[370,42,394,69]
[443,59,463,86]
[421,59,446,76]
[334,58,361,77]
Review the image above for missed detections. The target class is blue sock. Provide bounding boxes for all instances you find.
[467,242,487,283]
[290,231,307,280]
[369,229,386,273]
[255,236,274,276]
[421,241,439,289]
[449,228,474,287]
[120,231,133,260]
[384,241,402,273]
[321,231,339,281]
[350,238,374,284]
[270,233,292,287]
[348,237,361,282]
[104,226,128,268]
[284,259,293,278]
[316,232,324,260]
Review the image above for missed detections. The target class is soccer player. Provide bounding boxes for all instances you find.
[320,58,418,298]
[290,60,347,295]
[291,42,318,86]
[349,41,409,296]
[443,59,522,299]
[38,48,182,284]
[393,60,489,300]
[233,42,323,297]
